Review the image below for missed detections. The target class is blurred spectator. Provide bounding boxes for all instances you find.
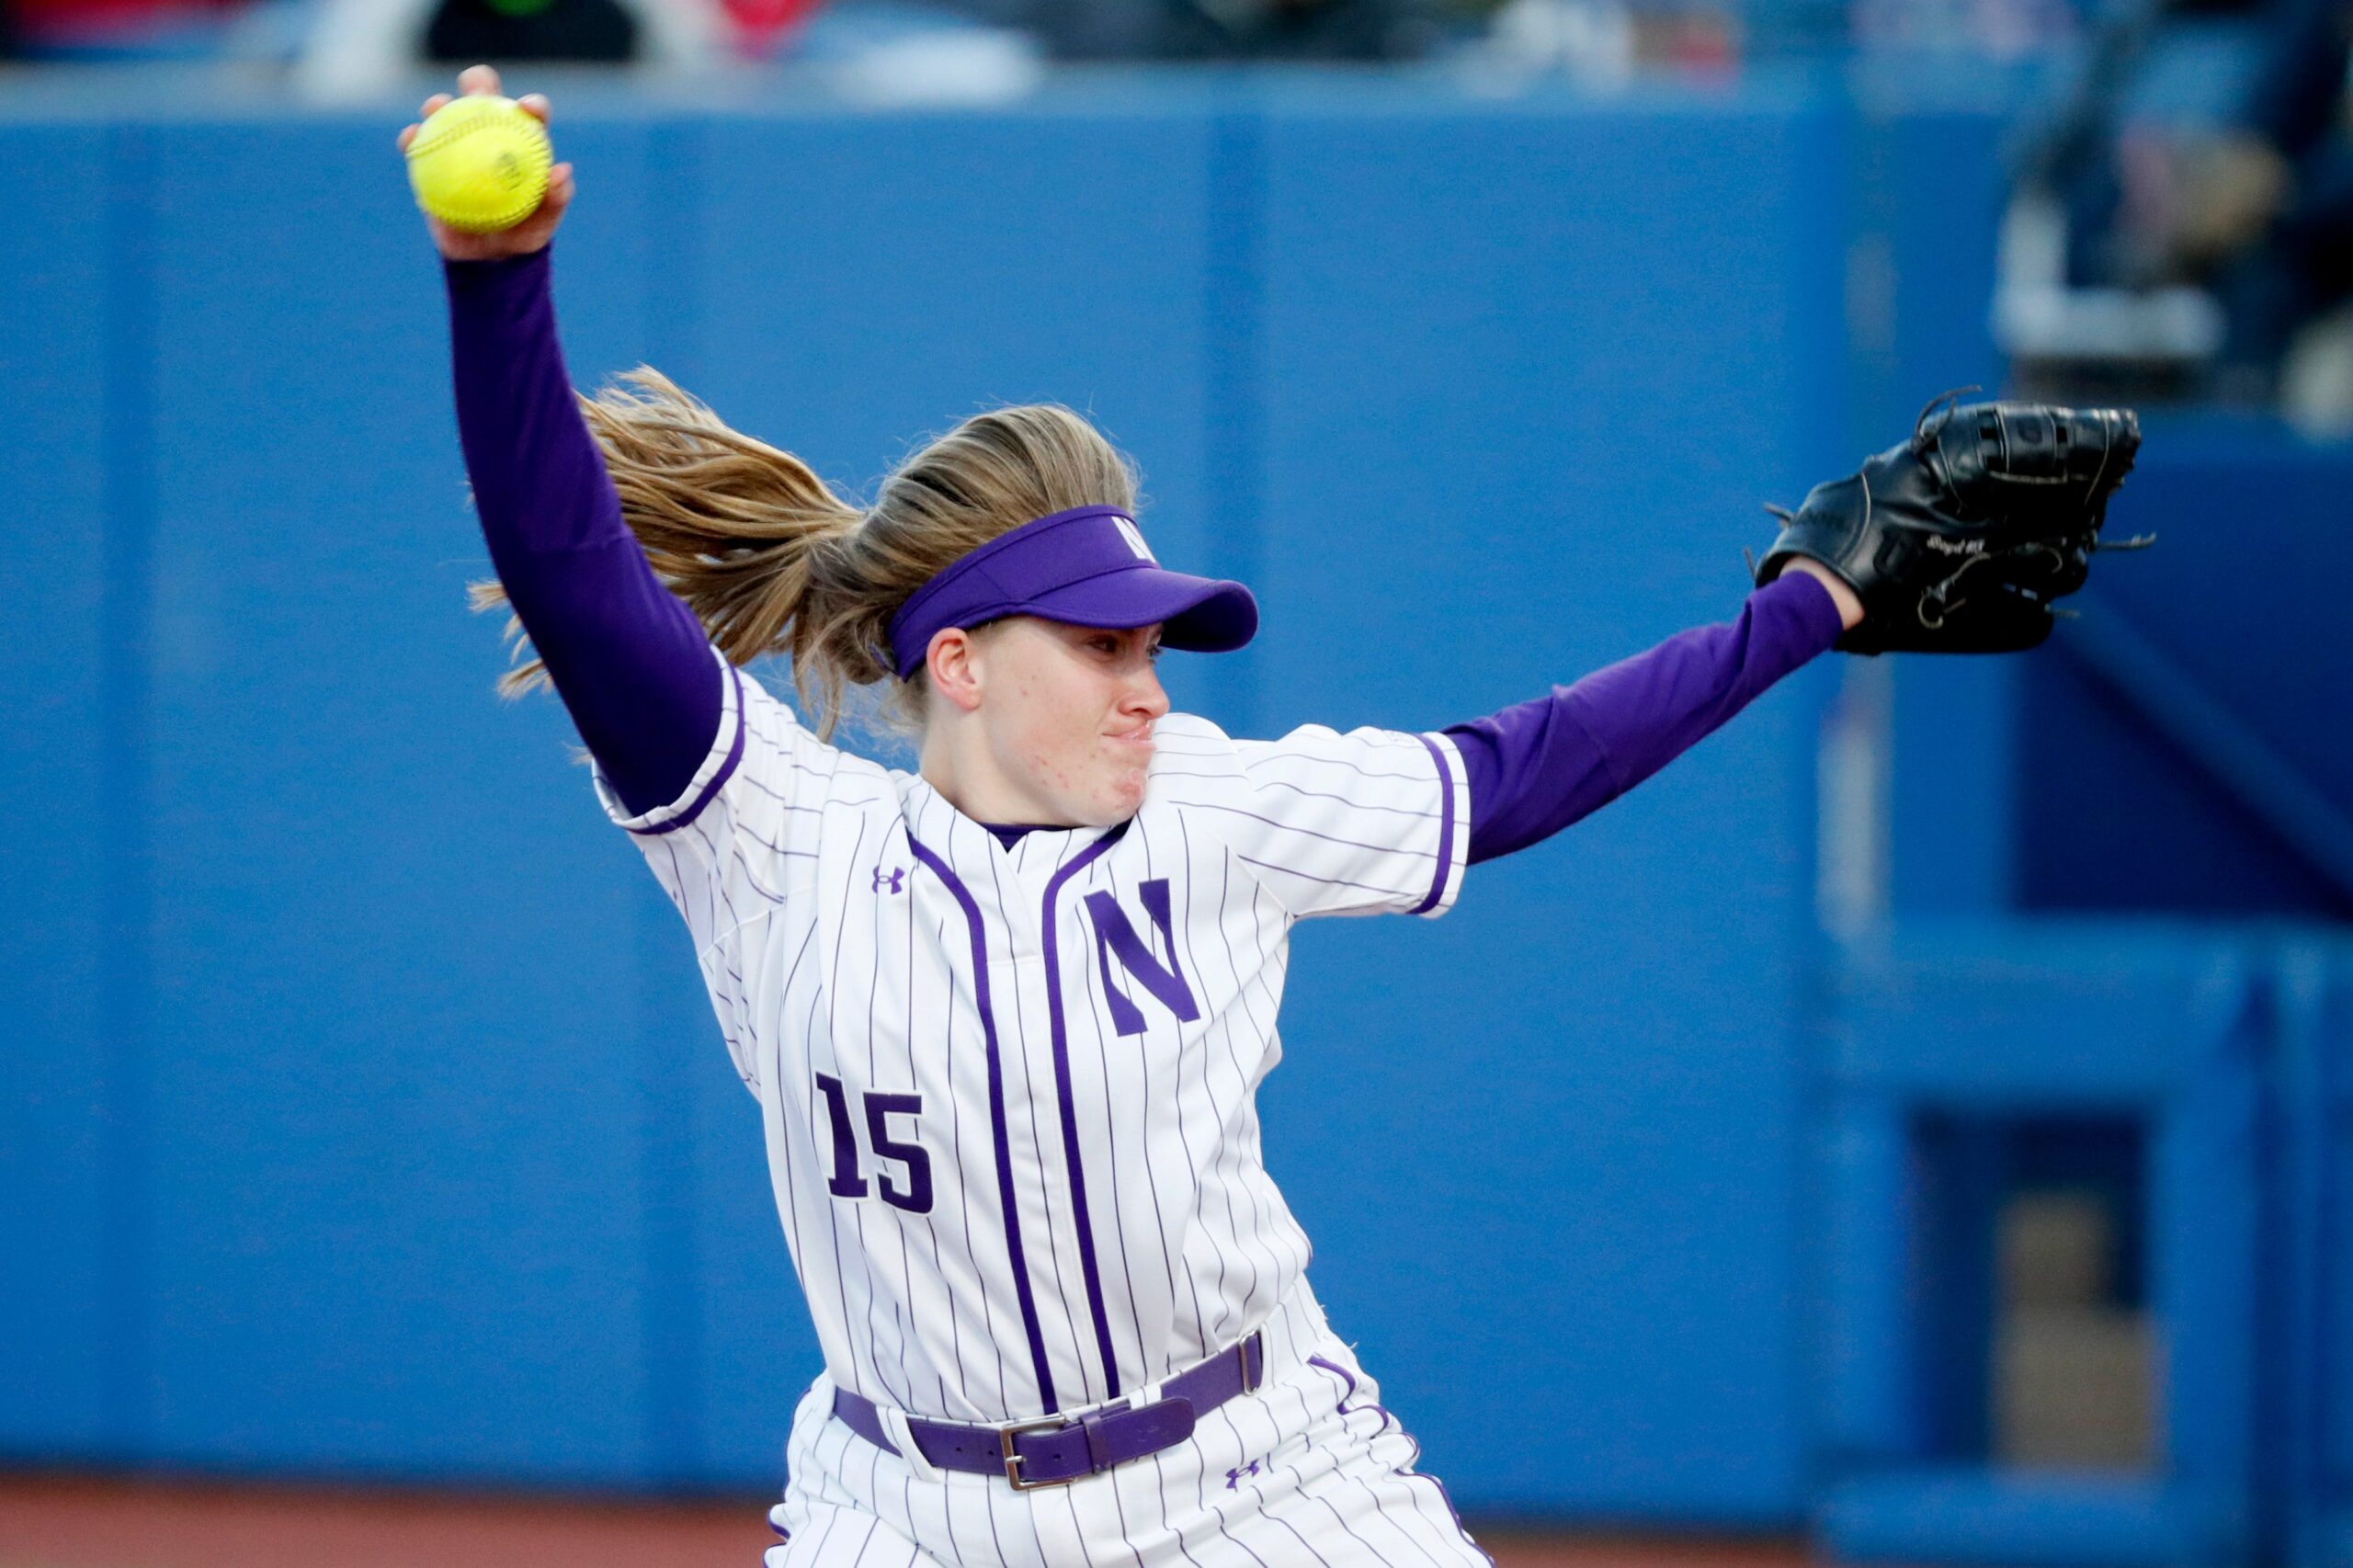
[2003,0,2353,423]
[1155,0,1444,60]
[9,0,242,53]
[1850,0,2077,59]
[1482,0,1749,80]
[724,0,823,55]
[424,0,636,62]
[2097,0,2353,396]
[295,0,721,98]
[1475,0,1636,84]
[948,0,1442,60]
[2190,0,2353,394]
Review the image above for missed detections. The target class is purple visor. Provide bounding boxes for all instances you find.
[885,506,1258,679]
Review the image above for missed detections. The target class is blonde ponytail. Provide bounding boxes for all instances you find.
[473,369,1138,741]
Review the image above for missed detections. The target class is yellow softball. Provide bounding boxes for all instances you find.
[405,95,552,234]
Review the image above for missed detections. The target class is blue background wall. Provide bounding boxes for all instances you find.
[0,79,1847,1517]
[1,70,2339,1537]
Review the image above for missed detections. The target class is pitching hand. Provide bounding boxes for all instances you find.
[398,64,575,263]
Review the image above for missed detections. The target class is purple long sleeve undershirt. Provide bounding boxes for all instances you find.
[1445,570,1845,863]
[443,248,1845,852]
[446,247,722,818]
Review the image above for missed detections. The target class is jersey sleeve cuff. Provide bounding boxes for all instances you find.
[595,653,746,835]
[1410,731,1472,918]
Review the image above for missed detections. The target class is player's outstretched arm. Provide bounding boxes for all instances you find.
[410,66,723,818]
[1447,566,1859,864]
[1459,399,2137,859]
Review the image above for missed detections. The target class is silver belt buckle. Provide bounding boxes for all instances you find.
[999,1416,1075,1490]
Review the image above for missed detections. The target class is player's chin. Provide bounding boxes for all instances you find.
[1088,761,1153,824]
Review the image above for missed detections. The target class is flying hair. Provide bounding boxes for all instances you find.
[470,368,1140,739]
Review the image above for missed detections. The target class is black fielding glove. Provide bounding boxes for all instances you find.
[1754,392,2148,654]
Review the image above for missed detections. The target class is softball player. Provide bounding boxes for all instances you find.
[407,68,1865,1568]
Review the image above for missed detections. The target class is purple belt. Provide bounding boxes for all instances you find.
[832,1332,1265,1490]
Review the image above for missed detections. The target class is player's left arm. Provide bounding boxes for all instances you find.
[1449,562,1859,865]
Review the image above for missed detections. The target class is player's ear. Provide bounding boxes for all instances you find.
[926,628,985,714]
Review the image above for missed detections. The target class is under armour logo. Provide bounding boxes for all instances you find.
[871,867,906,894]
[1225,1460,1262,1490]
[1113,517,1156,563]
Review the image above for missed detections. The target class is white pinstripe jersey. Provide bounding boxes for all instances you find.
[600,650,1470,1426]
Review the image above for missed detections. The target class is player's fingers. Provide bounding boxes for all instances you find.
[517,93,551,124]
[544,164,576,210]
[396,123,418,153]
[419,92,452,119]
[459,62,500,97]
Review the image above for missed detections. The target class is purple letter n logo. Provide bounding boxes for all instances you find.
[1083,880,1200,1037]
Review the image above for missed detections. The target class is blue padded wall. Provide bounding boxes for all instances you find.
[0,79,1847,1519]
[130,116,654,1482]
[0,121,113,1457]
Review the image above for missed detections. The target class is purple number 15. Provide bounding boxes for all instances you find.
[814,1073,933,1214]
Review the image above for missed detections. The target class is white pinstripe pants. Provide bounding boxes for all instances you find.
[765,1286,1492,1568]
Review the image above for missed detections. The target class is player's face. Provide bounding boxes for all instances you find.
[977,618,1168,826]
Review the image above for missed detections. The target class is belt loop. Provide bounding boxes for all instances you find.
[1242,1333,1263,1392]
[1082,1409,1118,1471]
[876,1406,944,1484]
